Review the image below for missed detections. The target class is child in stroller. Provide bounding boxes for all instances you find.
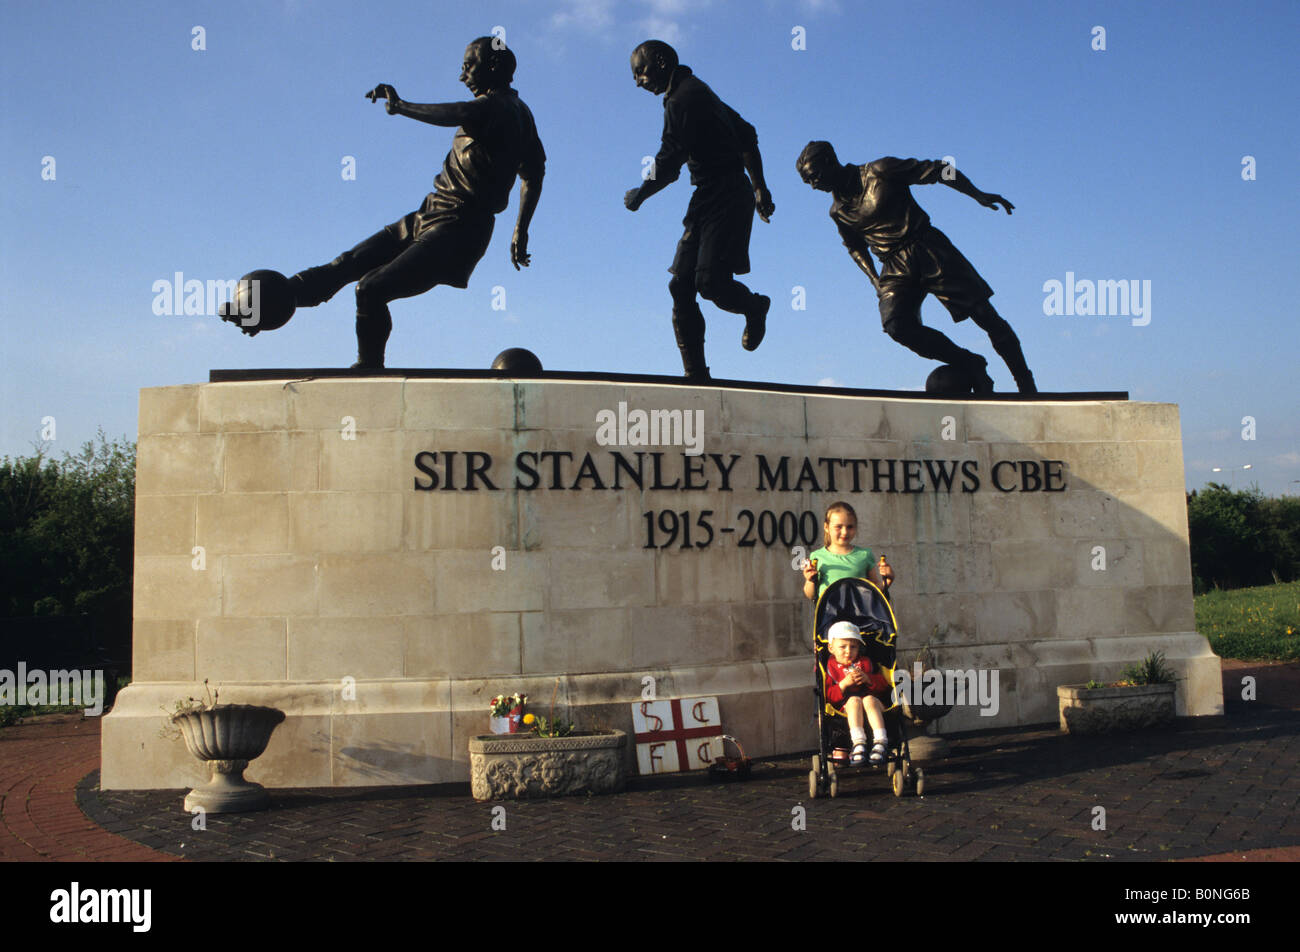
[825,620,892,764]
[809,575,925,798]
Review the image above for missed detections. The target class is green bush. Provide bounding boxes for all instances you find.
[1187,484,1300,593]
[0,432,135,650]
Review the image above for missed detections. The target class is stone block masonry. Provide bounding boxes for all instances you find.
[101,378,1219,788]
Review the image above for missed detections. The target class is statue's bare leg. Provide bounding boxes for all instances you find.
[289,228,403,309]
[696,268,769,351]
[669,272,709,380]
[883,317,994,394]
[879,285,993,393]
[349,240,446,369]
[969,303,1037,394]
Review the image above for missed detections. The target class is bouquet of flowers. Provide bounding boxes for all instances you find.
[489,693,526,717]
[488,693,527,733]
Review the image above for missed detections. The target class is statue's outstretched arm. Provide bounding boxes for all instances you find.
[941,167,1014,215]
[366,84,480,127]
[391,99,481,127]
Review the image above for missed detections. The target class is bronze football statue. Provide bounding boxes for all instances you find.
[798,141,1036,394]
[221,38,545,369]
[624,41,774,382]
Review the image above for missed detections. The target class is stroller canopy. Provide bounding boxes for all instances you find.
[814,577,898,673]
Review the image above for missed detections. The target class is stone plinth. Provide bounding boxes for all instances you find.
[102,377,1220,789]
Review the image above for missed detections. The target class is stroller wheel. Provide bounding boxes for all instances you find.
[891,767,905,798]
[886,761,895,778]
[914,766,926,797]
[809,769,819,799]
[811,753,821,775]
[829,775,839,798]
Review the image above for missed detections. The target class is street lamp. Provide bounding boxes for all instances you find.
[1210,464,1253,488]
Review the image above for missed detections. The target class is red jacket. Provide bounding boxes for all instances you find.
[825,656,892,706]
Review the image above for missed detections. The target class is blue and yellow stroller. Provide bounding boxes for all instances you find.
[808,576,924,798]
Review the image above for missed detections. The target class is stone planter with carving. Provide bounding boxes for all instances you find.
[171,704,286,813]
[469,729,628,801]
[1057,683,1176,734]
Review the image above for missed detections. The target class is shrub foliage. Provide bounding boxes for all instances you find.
[0,433,135,644]
[1186,484,1300,593]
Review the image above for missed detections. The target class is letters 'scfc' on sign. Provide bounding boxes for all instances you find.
[632,697,723,775]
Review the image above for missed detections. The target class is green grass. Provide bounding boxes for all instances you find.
[1196,580,1300,661]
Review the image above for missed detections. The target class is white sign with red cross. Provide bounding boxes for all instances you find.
[631,696,724,775]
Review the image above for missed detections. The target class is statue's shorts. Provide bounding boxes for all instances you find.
[876,225,994,329]
[387,195,496,291]
[293,194,494,314]
[670,174,755,281]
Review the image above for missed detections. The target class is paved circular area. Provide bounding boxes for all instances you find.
[3,662,1298,863]
[73,707,1300,862]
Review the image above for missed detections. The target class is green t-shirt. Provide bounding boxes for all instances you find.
[810,545,875,588]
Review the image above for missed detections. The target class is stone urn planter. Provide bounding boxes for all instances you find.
[171,704,286,812]
[1057,683,1176,734]
[897,645,953,761]
[469,729,628,801]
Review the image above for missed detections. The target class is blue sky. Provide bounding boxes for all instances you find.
[2,0,1296,494]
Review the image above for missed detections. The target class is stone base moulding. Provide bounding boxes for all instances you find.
[469,729,628,801]
[1057,682,1176,733]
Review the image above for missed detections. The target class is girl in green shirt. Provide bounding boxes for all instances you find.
[801,501,886,600]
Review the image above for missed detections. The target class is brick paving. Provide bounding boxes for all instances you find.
[0,715,176,862]
[2,660,1297,863]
